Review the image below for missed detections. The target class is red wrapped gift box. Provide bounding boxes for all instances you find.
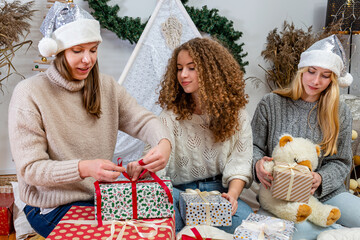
[0,193,14,235]
[46,206,175,240]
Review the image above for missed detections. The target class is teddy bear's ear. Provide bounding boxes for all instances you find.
[279,135,293,147]
[315,145,321,157]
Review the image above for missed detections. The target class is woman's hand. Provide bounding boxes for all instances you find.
[255,156,273,189]
[126,161,145,181]
[222,192,238,215]
[222,179,245,215]
[78,159,125,182]
[127,138,171,181]
[310,172,322,194]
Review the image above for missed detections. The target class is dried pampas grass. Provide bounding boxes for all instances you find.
[0,0,35,91]
[260,20,342,90]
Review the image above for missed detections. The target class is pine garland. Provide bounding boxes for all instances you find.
[85,0,248,71]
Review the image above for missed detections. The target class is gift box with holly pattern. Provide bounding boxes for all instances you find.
[94,172,173,224]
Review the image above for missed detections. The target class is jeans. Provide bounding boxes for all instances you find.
[24,200,94,237]
[257,192,360,240]
[173,179,253,234]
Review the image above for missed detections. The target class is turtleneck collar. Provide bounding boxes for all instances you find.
[291,97,318,110]
[46,63,85,92]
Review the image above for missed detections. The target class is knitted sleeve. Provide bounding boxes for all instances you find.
[115,82,171,148]
[315,103,353,199]
[222,109,253,188]
[251,94,271,183]
[8,78,82,187]
[156,110,176,177]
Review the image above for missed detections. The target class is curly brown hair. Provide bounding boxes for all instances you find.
[158,37,248,142]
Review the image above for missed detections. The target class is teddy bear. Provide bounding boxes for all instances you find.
[258,134,341,227]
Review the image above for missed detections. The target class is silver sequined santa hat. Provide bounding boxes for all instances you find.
[38,1,102,57]
[298,34,353,88]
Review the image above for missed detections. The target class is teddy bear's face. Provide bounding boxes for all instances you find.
[272,135,320,171]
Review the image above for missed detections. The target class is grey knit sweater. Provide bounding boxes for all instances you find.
[8,64,170,208]
[251,93,352,202]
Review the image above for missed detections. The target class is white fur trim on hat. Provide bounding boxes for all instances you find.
[38,37,58,57]
[298,50,343,77]
[338,72,353,87]
[38,19,102,57]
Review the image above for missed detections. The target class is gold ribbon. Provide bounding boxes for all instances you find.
[239,218,287,240]
[60,218,173,240]
[185,189,221,225]
[273,162,310,200]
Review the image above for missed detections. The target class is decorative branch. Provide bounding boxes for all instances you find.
[0,1,35,91]
[260,20,342,90]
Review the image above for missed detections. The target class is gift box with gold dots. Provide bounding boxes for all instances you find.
[179,191,232,227]
[46,206,175,240]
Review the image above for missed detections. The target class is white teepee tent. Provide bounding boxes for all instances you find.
[113,0,201,165]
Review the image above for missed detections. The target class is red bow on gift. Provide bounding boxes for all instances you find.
[182,227,212,240]
[94,158,173,227]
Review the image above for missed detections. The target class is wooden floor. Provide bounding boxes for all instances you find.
[0,233,15,240]
[0,233,43,240]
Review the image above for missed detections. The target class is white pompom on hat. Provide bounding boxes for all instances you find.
[38,2,102,57]
[298,34,353,88]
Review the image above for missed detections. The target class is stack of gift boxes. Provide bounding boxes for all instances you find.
[46,160,312,239]
[46,170,175,240]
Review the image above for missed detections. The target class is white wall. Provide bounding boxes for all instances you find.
[0,0,328,174]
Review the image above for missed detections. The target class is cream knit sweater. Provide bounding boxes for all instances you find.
[159,109,253,188]
[8,64,170,208]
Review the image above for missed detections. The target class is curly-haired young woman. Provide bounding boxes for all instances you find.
[157,37,254,234]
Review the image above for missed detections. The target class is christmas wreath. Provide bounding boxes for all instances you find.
[85,0,248,71]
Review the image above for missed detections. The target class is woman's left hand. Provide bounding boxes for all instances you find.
[126,138,171,181]
[221,192,238,215]
[310,172,322,194]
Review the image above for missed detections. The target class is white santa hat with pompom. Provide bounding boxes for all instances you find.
[298,34,353,88]
[38,1,102,57]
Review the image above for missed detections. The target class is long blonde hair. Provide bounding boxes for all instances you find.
[274,67,340,156]
[158,37,248,142]
[54,51,102,118]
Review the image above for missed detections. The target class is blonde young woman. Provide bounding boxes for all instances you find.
[252,35,360,240]
[8,2,171,237]
[156,37,254,234]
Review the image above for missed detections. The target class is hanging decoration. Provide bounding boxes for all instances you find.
[84,0,248,71]
[161,16,183,49]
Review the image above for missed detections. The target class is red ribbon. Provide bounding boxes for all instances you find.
[94,158,173,227]
[182,227,212,240]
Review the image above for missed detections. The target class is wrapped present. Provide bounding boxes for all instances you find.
[0,193,14,235]
[180,189,232,227]
[234,213,295,240]
[271,162,313,203]
[180,227,211,240]
[46,206,175,240]
[177,225,233,240]
[94,168,173,226]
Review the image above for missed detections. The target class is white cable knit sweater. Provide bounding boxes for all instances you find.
[159,109,253,188]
